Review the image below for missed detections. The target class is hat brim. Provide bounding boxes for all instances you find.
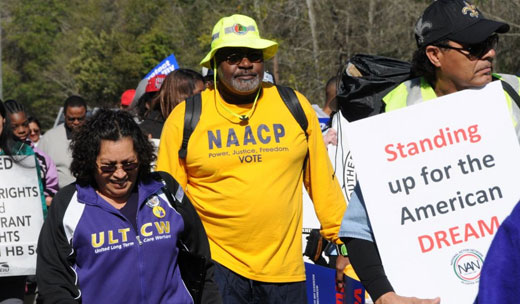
[449,19,509,45]
[200,38,278,69]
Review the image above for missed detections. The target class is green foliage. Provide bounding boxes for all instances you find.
[2,0,520,130]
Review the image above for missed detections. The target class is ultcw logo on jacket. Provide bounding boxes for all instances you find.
[91,220,171,253]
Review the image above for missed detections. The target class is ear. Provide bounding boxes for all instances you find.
[425,45,443,68]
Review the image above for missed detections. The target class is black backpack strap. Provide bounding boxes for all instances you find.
[179,93,202,159]
[276,85,308,139]
[500,80,520,109]
[276,85,310,176]
[151,171,208,304]
[153,171,180,197]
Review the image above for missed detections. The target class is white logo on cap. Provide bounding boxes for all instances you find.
[415,17,432,45]
[462,1,479,18]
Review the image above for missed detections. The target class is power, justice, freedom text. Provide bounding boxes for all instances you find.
[206,123,292,162]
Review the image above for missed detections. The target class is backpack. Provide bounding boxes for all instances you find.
[336,54,412,122]
[336,54,520,122]
[178,85,308,159]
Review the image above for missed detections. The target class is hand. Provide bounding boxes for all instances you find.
[324,128,338,146]
[375,292,440,304]
[335,255,350,290]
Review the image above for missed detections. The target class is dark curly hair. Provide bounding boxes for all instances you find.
[70,108,156,187]
[0,100,20,158]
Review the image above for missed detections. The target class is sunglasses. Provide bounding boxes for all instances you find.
[436,34,498,60]
[97,162,139,173]
[222,52,264,65]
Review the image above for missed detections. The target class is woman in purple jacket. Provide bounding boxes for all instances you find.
[36,109,221,304]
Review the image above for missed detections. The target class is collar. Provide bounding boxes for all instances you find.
[75,175,165,210]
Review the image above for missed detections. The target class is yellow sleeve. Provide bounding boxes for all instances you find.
[297,92,347,244]
[156,103,188,189]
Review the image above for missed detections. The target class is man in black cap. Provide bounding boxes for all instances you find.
[340,1,520,303]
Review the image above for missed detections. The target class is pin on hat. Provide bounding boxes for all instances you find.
[414,0,509,47]
[200,14,278,69]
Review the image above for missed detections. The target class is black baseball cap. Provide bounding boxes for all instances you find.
[415,0,509,47]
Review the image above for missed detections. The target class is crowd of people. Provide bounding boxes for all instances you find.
[1,0,519,303]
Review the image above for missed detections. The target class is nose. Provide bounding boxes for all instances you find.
[16,126,27,134]
[238,57,253,68]
[481,47,496,61]
[112,166,127,178]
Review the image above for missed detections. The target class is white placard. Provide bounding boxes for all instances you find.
[328,113,357,201]
[344,81,520,303]
[0,155,44,276]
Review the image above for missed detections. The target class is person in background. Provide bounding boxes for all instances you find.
[4,99,58,206]
[0,100,46,304]
[120,89,136,110]
[152,68,205,120]
[322,76,340,146]
[202,69,215,88]
[323,76,339,116]
[38,95,87,188]
[28,116,42,146]
[137,75,166,139]
[36,109,220,303]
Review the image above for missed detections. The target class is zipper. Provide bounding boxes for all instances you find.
[136,199,146,304]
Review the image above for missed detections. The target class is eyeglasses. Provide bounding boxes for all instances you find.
[222,52,263,65]
[66,116,86,123]
[435,34,498,60]
[30,128,40,134]
[97,162,139,173]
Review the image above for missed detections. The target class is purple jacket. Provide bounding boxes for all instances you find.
[475,201,520,303]
[36,174,220,304]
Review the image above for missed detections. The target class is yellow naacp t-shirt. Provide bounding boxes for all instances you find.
[157,83,346,282]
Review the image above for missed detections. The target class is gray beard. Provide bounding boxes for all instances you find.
[231,76,260,92]
[218,68,261,93]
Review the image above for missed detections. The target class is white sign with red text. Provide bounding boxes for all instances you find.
[0,155,44,276]
[344,81,520,303]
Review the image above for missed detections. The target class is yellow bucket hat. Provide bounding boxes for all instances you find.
[200,14,278,69]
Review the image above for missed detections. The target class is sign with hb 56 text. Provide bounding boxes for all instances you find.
[0,155,44,276]
[344,81,520,303]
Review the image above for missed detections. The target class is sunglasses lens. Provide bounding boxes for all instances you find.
[469,35,498,58]
[100,165,116,173]
[122,162,139,171]
[225,52,263,64]
[248,52,263,63]
[226,54,244,65]
[99,162,138,173]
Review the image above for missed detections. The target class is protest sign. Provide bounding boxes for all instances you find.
[0,155,44,276]
[343,81,520,303]
[144,54,179,79]
[328,113,357,201]
[305,262,366,304]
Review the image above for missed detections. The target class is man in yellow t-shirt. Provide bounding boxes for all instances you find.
[157,14,348,303]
